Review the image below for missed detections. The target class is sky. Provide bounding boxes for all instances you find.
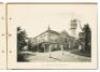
[8,4,97,38]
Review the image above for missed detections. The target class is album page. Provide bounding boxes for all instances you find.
[0,3,6,69]
[7,3,97,69]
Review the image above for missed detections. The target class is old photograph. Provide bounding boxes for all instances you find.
[14,4,95,62]
[7,3,97,65]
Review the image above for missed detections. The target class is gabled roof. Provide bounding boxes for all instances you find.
[33,29,60,39]
[47,29,60,35]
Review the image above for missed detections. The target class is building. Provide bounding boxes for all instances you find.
[31,26,62,52]
[29,24,78,52]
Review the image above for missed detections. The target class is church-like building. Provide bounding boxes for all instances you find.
[29,19,79,52]
[32,26,60,44]
[31,26,63,52]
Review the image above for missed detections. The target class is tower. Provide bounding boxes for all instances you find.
[70,19,77,38]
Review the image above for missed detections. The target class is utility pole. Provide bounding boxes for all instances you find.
[49,45,52,57]
[61,44,64,55]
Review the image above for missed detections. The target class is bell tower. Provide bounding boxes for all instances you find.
[70,19,77,38]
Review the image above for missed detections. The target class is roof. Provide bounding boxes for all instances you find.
[47,30,60,35]
[33,29,60,39]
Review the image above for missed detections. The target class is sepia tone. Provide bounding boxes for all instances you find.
[14,4,93,62]
[0,2,97,70]
[6,3,97,69]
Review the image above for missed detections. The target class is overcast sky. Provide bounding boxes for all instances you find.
[8,4,97,38]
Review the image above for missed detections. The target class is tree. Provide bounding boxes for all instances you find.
[17,27,27,52]
[27,38,34,51]
[83,24,91,52]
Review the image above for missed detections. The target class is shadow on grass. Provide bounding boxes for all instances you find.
[70,49,91,57]
[17,52,36,62]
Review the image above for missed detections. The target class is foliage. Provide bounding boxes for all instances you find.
[79,24,91,53]
[83,24,91,52]
[17,27,27,52]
